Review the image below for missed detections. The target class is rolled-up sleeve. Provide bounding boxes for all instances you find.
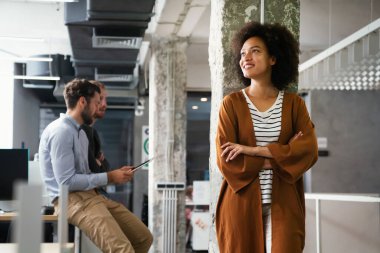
[267,97,318,183]
[216,95,264,193]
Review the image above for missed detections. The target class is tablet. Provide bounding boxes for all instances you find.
[131,157,154,172]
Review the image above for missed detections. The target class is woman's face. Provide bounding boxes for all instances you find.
[239,36,276,80]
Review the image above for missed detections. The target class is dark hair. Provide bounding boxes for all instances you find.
[89,80,105,89]
[231,22,300,90]
[63,78,101,109]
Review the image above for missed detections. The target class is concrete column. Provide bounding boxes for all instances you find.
[148,37,188,253]
[208,0,300,251]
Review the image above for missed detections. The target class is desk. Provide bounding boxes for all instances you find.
[1,213,85,253]
[0,243,74,253]
[0,213,58,222]
[0,213,78,252]
[0,213,58,244]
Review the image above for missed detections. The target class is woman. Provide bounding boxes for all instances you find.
[215,22,318,253]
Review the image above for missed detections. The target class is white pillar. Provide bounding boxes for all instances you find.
[148,37,188,253]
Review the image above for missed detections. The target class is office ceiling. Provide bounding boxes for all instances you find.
[0,0,379,94]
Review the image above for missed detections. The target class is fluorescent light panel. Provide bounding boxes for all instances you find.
[20,57,53,62]
[14,75,60,81]
[3,57,53,62]
[0,36,45,42]
[9,0,77,2]
[23,83,54,89]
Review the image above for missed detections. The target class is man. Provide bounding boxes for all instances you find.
[81,80,110,174]
[39,79,152,253]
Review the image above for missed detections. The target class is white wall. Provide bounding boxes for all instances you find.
[311,90,380,193]
[0,1,71,152]
[12,64,40,157]
[0,60,14,148]
[0,1,71,58]
[187,63,211,91]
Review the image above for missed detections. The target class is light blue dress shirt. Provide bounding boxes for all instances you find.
[39,113,108,200]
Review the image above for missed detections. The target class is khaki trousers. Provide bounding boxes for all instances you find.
[54,189,153,253]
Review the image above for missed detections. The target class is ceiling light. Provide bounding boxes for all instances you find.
[21,57,53,62]
[200,97,208,102]
[9,0,78,2]
[0,36,45,42]
[23,83,54,89]
[192,105,199,110]
[14,75,60,81]
[0,56,53,62]
[6,57,53,62]
[0,49,52,62]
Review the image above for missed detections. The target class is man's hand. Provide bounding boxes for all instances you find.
[95,152,105,166]
[289,131,303,144]
[107,166,134,184]
[96,158,102,166]
[97,152,105,162]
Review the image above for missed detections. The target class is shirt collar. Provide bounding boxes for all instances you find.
[60,113,81,131]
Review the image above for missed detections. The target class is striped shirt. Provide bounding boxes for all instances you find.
[242,89,284,204]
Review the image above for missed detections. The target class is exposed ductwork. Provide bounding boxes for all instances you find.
[21,0,155,107]
[59,0,155,106]
[14,0,155,109]
[17,54,74,103]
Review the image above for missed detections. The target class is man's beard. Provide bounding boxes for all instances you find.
[81,105,94,125]
[95,110,105,119]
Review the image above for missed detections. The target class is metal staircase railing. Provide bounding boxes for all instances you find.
[305,193,380,253]
[299,18,380,91]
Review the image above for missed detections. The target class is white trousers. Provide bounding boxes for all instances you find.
[262,204,272,253]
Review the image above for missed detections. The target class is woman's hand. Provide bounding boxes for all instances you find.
[262,159,272,169]
[221,142,250,162]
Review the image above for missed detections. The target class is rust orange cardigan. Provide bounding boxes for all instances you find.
[216,90,318,253]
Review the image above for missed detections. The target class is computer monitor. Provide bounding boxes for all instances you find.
[0,149,29,204]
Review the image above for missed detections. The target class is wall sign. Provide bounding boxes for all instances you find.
[141,125,149,169]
